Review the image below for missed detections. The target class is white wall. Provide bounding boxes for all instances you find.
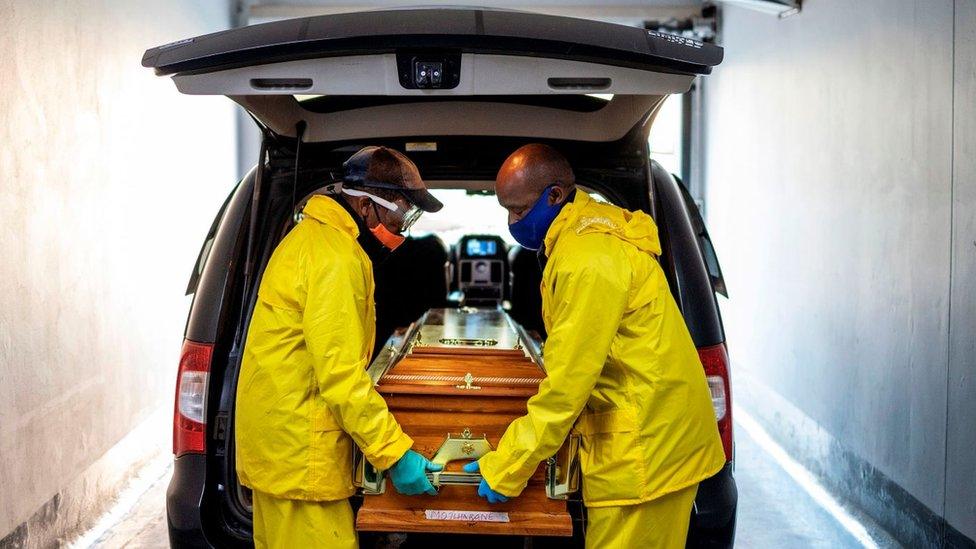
[0,0,237,544]
[703,0,974,544]
[946,0,976,540]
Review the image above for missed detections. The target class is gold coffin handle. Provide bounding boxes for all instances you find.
[357,431,579,499]
[354,449,387,495]
[546,433,581,499]
[427,431,493,487]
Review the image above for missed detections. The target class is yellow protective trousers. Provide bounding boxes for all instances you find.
[585,483,699,549]
[251,491,358,549]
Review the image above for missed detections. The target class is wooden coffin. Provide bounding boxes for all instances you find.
[354,308,577,537]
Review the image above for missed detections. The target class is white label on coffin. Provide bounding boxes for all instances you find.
[424,510,510,522]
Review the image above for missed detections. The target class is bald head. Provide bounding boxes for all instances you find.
[495,144,575,225]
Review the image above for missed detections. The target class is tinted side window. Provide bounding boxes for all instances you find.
[673,175,727,297]
[651,161,725,347]
[186,187,237,295]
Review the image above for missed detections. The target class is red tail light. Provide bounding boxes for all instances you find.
[699,343,733,461]
[174,340,213,457]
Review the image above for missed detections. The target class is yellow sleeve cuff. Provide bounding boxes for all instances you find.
[362,429,414,472]
[477,450,532,498]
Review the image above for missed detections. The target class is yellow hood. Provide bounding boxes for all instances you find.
[544,191,662,257]
[302,195,360,238]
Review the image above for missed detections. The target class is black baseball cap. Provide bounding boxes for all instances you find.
[342,146,443,213]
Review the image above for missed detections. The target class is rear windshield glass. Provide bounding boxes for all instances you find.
[410,186,611,245]
[410,189,513,245]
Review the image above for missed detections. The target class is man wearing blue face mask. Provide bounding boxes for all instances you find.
[466,144,726,548]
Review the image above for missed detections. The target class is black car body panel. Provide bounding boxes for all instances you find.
[689,463,739,548]
[143,8,722,78]
[167,455,208,548]
[184,171,252,343]
[652,161,726,348]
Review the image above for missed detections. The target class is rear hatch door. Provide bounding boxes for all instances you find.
[142,7,722,141]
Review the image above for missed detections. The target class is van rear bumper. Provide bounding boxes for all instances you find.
[167,454,210,548]
[689,462,737,548]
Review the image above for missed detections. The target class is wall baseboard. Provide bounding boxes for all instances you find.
[0,407,169,549]
[735,368,974,548]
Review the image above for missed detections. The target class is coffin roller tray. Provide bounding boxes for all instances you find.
[355,308,576,536]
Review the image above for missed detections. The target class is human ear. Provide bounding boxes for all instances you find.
[548,185,564,206]
[359,196,373,220]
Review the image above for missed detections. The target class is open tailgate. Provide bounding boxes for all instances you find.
[142,8,723,141]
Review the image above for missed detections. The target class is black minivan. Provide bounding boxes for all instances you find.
[145,7,736,548]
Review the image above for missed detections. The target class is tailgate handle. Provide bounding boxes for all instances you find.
[547,77,611,90]
[250,78,313,91]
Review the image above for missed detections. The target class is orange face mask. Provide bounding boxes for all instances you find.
[370,222,406,251]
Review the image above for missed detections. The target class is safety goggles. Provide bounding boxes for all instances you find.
[341,187,424,233]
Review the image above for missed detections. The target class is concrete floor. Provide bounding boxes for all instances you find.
[733,427,863,548]
[89,470,169,549]
[88,419,879,548]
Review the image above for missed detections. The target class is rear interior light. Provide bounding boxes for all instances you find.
[174,340,213,457]
[698,344,733,462]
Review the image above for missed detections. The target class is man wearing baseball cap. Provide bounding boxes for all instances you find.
[236,146,443,548]
[337,145,443,253]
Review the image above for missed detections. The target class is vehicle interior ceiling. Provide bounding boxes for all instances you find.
[257,100,656,357]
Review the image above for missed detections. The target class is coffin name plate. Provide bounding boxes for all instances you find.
[424,510,511,523]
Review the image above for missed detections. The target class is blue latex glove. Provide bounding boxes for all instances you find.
[463,460,510,503]
[390,450,442,496]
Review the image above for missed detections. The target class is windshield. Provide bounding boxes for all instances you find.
[409,189,516,245]
[408,187,612,246]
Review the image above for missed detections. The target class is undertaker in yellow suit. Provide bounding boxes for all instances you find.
[236,146,444,549]
[475,144,726,548]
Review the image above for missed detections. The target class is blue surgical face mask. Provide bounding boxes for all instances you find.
[508,185,568,251]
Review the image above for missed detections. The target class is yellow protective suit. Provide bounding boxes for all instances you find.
[585,483,698,549]
[478,191,725,545]
[251,491,357,549]
[236,196,413,542]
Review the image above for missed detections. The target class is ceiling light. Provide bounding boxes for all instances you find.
[715,0,801,18]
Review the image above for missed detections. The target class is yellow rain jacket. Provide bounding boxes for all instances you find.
[479,191,726,507]
[236,195,413,501]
